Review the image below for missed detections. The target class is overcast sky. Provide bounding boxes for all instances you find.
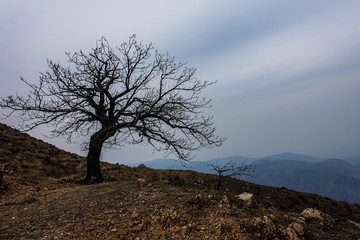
[1,1,360,163]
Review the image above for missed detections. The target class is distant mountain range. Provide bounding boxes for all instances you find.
[125,153,360,204]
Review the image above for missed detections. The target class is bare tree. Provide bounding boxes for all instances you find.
[209,160,255,189]
[0,35,225,183]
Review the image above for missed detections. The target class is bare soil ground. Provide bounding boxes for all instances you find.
[1,123,360,239]
[2,166,360,240]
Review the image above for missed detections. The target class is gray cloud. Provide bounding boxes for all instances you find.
[1,1,360,163]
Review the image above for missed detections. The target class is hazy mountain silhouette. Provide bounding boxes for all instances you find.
[251,158,360,203]
[261,152,323,162]
[127,153,360,203]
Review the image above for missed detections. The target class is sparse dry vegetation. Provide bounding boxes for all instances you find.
[1,123,360,239]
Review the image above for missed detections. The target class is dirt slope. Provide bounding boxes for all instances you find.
[1,123,360,239]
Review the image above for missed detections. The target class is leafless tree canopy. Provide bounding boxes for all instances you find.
[1,35,225,170]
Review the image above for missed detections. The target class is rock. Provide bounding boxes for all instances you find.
[193,179,204,186]
[219,195,231,209]
[237,192,257,208]
[131,212,139,219]
[301,208,323,220]
[254,215,276,233]
[131,223,144,232]
[240,215,277,237]
[301,208,334,223]
[289,222,304,236]
[283,226,299,240]
[294,216,306,225]
[137,178,146,186]
[283,222,304,240]
[195,225,206,231]
[215,224,223,235]
[348,220,360,229]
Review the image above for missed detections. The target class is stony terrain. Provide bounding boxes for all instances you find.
[1,123,360,239]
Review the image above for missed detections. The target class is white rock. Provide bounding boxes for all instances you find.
[301,208,334,223]
[237,192,257,207]
[301,208,323,220]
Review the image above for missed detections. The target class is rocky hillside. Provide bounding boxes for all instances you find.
[0,123,86,180]
[1,123,360,239]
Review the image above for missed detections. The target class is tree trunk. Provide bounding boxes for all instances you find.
[82,130,106,183]
[217,174,222,190]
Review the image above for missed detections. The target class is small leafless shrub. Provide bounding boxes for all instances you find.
[209,160,256,190]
